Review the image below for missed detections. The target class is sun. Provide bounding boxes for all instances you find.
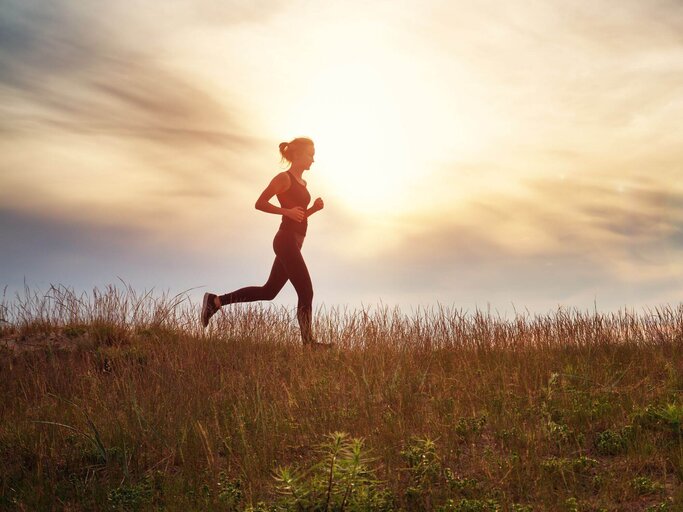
[293,72,416,215]
[276,34,461,218]
[263,18,492,223]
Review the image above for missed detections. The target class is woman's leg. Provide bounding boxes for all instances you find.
[201,237,293,327]
[273,231,315,344]
[218,257,289,306]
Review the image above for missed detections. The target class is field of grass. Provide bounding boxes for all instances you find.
[1,285,682,511]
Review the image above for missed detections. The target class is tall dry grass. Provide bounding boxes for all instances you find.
[1,285,682,510]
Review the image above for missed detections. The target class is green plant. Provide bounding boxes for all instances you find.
[594,427,632,456]
[634,403,683,436]
[401,436,443,508]
[437,498,500,512]
[645,500,673,512]
[564,496,579,512]
[244,503,275,512]
[658,403,683,435]
[273,432,393,511]
[454,416,487,441]
[511,504,533,512]
[630,476,664,496]
[539,456,598,490]
[545,418,572,445]
[401,436,441,484]
[445,469,481,499]
[107,479,153,511]
[217,473,243,510]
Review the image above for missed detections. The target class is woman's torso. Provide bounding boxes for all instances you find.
[276,171,311,236]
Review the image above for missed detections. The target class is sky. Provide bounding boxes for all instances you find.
[1,0,682,315]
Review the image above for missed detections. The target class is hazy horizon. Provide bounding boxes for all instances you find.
[1,0,682,316]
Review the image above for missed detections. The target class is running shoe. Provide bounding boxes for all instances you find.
[201,292,219,327]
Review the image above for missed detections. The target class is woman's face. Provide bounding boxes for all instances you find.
[294,144,315,170]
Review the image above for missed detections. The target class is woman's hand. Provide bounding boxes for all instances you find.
[305,197,324,219]
[284,206,306,223]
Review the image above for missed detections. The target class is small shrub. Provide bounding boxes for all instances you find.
[540,456,598,490]
[564,496,579,512]
[437,498,500,512]
[454,416,487,440]
[217,473,243,510]
[445,469,481,499]
[401,436,443,508]
[107,479,153,511]
[273,432,393,511]
[495,427,520,447]
[511,504,533,512]
[630,476,664,496]
[657,403,683,435]
[244,503,275,512]
[594,427,632,456]
[634,403,683,436]
[401,436,442,485]
[645,500,673,512]
[545,419,572,445]
[540,456,598,474]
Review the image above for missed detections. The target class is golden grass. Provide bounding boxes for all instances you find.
[0,285,681,510]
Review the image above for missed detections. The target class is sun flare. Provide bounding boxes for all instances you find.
[276,26,473,218]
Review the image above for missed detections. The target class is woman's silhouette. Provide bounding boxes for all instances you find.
[201,137,328,346]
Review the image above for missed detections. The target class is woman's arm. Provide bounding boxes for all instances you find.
[306,197,324,218]
[255,173,305,222]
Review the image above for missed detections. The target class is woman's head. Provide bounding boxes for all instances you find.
[279,137,315,170]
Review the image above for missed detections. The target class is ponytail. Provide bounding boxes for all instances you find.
[279,142,289,161]
[279,137,313,164]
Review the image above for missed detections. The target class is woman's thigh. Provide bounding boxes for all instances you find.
[273,231,313,301]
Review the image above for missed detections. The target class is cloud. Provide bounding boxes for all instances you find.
[0,0,273,240]
[0,0,253,145]
[0,206,153,287]
[524,175,683,249]
[340,169,683,310]
[0,204,271,298]
[409,0,683,153]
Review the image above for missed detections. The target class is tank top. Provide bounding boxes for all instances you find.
[276,171,311,236]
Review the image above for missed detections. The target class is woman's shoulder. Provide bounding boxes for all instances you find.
[273,171,292,183]
[272,171,292,193]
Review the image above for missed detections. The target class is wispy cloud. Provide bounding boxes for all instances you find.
[0,0,269,237]
[356,170,683,310]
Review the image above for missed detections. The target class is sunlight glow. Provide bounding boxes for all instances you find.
[278,24,480,217]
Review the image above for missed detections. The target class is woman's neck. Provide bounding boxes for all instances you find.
[288,166,304,179]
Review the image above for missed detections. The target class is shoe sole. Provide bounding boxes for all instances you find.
[201,292,211,327]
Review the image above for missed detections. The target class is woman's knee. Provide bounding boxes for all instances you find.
[261,285,280,301]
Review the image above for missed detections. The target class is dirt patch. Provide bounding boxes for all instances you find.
[0,329,89,354]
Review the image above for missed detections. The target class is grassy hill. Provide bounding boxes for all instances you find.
[1,286,682,511]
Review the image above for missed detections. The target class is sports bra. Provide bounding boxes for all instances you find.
[276,171,311,235]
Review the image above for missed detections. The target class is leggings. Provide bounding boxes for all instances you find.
[219,229,314,343]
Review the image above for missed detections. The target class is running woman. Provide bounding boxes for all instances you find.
[201,137,328,346]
